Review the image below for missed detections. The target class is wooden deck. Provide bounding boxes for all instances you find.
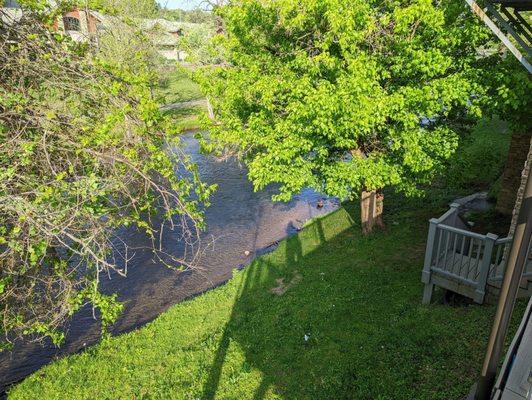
[422,204,532,304]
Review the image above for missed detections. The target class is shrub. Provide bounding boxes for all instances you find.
[446,118,511,191]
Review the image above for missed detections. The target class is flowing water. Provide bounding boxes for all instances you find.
[0,133,338,393]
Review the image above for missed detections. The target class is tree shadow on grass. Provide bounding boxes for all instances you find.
[202,216,310,400]
[198,202,496,400]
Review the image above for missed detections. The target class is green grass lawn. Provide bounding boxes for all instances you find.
[165,105,206,132]
[157,67,206,132]
[9,194,526,399]
[157,67,204,105]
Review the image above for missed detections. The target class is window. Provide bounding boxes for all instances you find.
[63,16,80,32]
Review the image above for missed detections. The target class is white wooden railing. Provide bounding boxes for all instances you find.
[422,203,532,304]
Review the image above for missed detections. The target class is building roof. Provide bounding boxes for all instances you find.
[139,18,204,47]
[141,18,180,32]
[150,31,180,46]
[89,10,118,30]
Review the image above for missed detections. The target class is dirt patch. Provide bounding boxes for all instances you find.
[270,272,303,296]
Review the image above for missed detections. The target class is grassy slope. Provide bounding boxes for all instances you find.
[157,67,206,132]
[9,195,525,400]
[10,119,522,399]
[165,105,206,133]
[157,68,204,105]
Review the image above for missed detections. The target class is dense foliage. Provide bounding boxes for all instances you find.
[178,23,226,65]
[446,119,511,192]
[159,7,216,24]
[196,0,511,223]
[481,53,531,133]
[90,0,159,18]
[0,7,213,347]
[96,13,164,74]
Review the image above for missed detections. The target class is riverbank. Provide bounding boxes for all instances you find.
[0,133,338,394]
[9,190,526,399]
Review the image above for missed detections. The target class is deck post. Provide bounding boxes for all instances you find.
[422,218,439,304]
[449,202,461,226]
[422,283,435,305]
[475,233,499,304]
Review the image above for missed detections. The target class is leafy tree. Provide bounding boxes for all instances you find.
[0,5,213,347]
[160,8,216,24]
[196,0,498,233]
[183,8,214,24]
[96,11,164,72]
[89,0,159,18]
[177,22,226,65]
[481,56,531,215]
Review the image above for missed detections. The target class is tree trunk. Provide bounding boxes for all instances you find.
[360,189,385,235]
[496,133,531,215]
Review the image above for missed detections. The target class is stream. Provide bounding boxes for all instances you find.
[0,133,338,394]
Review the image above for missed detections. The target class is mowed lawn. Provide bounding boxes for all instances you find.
[9,198,525,400]
[157,67,204,105]
[157,67,206,132]
[164,105,206,133]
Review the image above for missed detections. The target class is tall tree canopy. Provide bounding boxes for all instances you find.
[90,0,159,18]
[159,7,216,24]
[0,5,213,347]
[197,0,509,233]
